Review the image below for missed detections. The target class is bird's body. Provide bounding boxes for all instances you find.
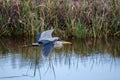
[32,29,71,56]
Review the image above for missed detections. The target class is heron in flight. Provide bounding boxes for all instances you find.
[32,29,72,56]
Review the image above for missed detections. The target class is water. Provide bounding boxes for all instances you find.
[0,37,120,80]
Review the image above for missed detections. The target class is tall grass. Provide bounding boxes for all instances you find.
[0,0,120,38]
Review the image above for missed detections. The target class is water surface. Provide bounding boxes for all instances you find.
[0,37,120,80]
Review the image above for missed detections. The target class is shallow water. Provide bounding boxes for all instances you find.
[0,37,120,80]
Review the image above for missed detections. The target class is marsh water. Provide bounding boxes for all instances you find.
[0,37,120,80]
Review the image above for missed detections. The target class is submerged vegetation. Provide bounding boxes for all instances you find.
[0,0,120,38]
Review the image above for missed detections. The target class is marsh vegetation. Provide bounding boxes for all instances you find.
[0,0,120,38]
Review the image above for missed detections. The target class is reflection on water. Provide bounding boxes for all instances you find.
[0,37,120,80]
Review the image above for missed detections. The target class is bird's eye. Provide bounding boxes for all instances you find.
[58,38,61,41]
[39,42,42,44]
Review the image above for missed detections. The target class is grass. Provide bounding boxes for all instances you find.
[0,0,120,39]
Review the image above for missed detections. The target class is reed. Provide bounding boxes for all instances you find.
[0,0,120,38]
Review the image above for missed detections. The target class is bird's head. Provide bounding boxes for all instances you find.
[54,41,72,49]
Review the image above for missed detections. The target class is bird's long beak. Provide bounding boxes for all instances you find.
[63,41,72,44]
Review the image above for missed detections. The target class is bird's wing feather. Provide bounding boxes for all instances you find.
[42,41,54,57]
[39,29,54,41]
[36,29,54,42]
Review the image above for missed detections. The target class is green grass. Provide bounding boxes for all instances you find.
[0,0,120,38]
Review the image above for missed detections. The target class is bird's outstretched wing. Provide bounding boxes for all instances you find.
[36,29,54,42]
[41,29,54,39]
[41,41,54,57]
[35,30,58,57]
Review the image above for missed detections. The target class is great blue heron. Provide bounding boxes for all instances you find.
[32,29,72,56]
